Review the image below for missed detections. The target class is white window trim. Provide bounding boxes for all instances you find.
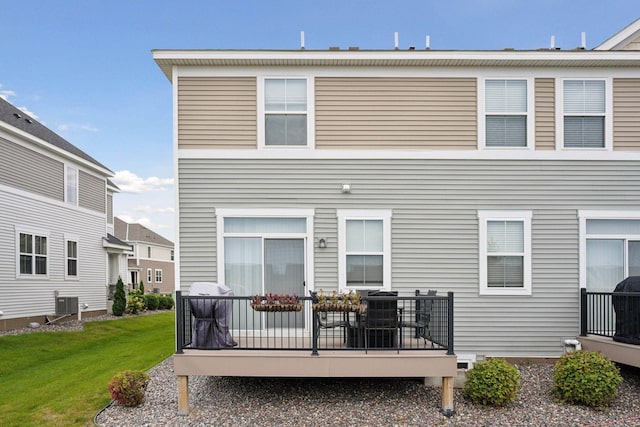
[64,164,79,205]
[578,210,640,289]
[337,209,392,292]
[155,268,163,283]
[15,226,50,279]
[478,210,532,296]
[478,77,535,150]
[257,76,315,150]
[147,268,153,283]
[64,234,79,280]
[215,208,315,291]
[555,78,613,151]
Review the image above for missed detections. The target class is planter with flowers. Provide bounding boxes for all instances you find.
[312,290,366,314]
[251,293,303,312]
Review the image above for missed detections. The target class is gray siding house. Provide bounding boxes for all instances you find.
[0,97,129,330]
[154,19,640,361]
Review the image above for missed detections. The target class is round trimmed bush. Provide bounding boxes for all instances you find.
[553,350,622,408]
[145,294,160,310]
[108,370,150,407]
[158,294,175,310]
[463,358,521,406]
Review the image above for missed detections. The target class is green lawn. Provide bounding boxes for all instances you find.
[0,312,175,427]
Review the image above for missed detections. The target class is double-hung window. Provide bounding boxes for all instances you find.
[337,210,392,291]
[478,211,532,295]
[562,80,607,148]
[17,230,48,276]
[65,165,78,205]
[482,79,531,148]
[147,268,153,283]
[264,78,308,146]
[65,236,78,279]
[155,269,163,283]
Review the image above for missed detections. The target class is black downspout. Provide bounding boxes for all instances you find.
[175,291,184,354]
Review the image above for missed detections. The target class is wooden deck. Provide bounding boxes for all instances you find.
[578,335,640,368]
[174,342,457,416]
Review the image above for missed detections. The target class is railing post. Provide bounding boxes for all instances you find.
[175,291,184,354]
[447,291,454,355]
[580,288,587,337]
[311,309,319,356]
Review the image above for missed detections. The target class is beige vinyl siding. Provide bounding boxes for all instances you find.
[613,78,640,150]
[0,137,64,200]
[535,78,555,150]
[79,171,105,213]
[315,77,477,149]
[178,158,640,357]
[178,77,257,149]
[620,35,640,50]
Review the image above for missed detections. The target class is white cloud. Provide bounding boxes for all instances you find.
[112,170,174,194]
[58,123,98,132]
[0,90,15,100]
[135,205,175,214]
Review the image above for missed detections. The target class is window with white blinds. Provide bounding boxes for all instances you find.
[264,78,308,146]
[563,80,605,148]
[478,211,532,295]
[485,80,527,147]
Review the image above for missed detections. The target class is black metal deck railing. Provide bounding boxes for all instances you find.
[580,288,640,337]
[175,291,454,356]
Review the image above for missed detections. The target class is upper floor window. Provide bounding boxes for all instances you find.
[170,249,174,261]
[65,237,78,279]
[147,246,151,258]
[478,211,532,296]
[481,79,533,149]
[264,78,308,146]
[65,165,78,205]
[337,210,392,291]
[18,231,48,276]
[562,80,608,149]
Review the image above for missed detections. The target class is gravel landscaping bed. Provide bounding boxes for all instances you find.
[95,357,640,427]
[4,316,639,426]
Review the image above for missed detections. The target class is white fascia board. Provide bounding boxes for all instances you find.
[0,123,113,177]
[595,18,640,50]
[177,148,640,162]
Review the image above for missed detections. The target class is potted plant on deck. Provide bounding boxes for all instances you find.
[251,293,303,312]
[312,290,366,314]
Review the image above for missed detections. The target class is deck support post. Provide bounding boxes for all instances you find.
[177,375,189,415]
[440,376,455,417]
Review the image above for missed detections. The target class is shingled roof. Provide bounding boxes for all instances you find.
[0,97,111,173]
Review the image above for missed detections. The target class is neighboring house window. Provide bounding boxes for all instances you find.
[337,210,392,291]
[170,249,174,261]
[264,78,308,146]
[483,79,531,148]
[17,231,48,276]
[155,269,163,283]
[147,268,152,283]
[147,246,151,258]
[579,212,640,292]
[562,80,607,148]
[478,211,532,295]
[65,236,78,278]
[65,165,78,205]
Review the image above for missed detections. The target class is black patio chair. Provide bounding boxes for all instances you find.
[400,289,437,348]
[362,290,399,353]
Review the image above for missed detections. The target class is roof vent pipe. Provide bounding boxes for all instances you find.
[550,35,555,49]
[581,32,586,49]
[426,35,431,50]
[394,32,399,50]
[300,31,305,50]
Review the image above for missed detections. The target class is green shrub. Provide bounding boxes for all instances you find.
[463,358,521,406]
[112,276,126,316]
[139,280,145,294]
[145,294,160,310]
[107,370,150,407]
[158,294,175,310]
[126,289,146,314]
[553,350,622,408]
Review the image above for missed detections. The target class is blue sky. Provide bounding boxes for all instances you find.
[1,1,638,241]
